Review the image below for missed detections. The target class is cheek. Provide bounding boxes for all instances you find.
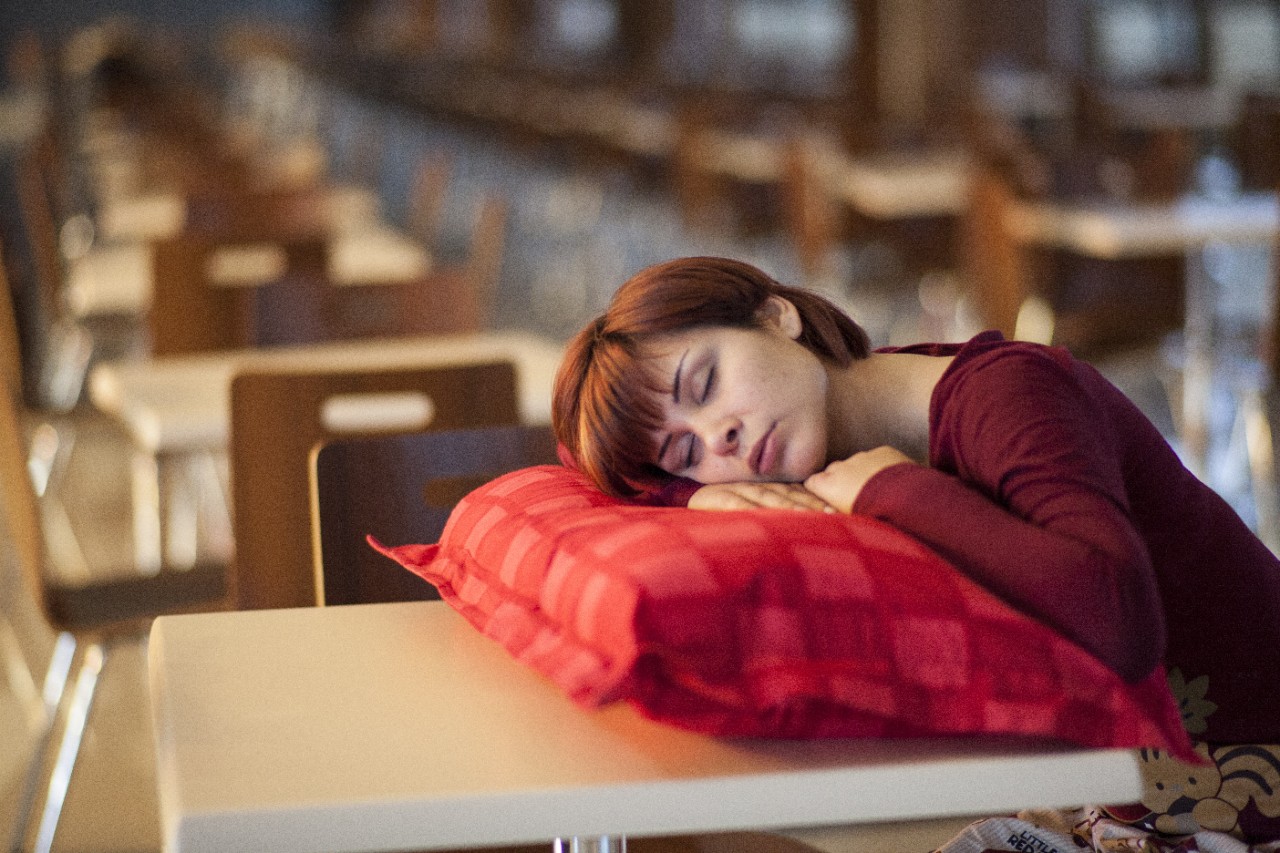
[774,422,826,481]
[785,369,829,476]
[789,433,827,479]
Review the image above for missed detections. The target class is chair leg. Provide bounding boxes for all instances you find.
[12,638,106,853]
[556,837,627,853]
[195,448,235,563]
[0,613,43,729]
[8,631,76,853]
[24,420,90,581]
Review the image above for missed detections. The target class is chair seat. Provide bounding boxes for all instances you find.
[46,560,228,634]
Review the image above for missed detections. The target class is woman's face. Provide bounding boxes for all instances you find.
[643,298,830,484]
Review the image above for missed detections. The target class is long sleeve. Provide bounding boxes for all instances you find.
[853,347,1165,683]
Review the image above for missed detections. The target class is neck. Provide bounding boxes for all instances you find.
[825,352,952,463]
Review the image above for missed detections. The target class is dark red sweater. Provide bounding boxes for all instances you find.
[653,331,1280,743]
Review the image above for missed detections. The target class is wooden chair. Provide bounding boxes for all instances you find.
[961,104,1187,357]
[228,359,520,610]
[309,423,558,606]
[10,125,97,410]
[406,150,452,248]
[0,234,92,576]
[958,159,1035,341]
[147,232,329,355]
[1235,90,1280,194]
[780,134,842,283]
[1,253,228,853]
[148,187,505,357]
[122,192,509,580]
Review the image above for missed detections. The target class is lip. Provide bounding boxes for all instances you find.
[749,423,777,476]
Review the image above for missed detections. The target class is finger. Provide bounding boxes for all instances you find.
[774,488,835,512]
[689,488,767,511]
[747,484,833,512]
[803,476,842,510]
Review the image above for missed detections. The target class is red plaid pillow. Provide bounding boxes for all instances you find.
[371,464,1195,760]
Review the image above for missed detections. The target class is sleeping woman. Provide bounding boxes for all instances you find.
[551,255,1280,747]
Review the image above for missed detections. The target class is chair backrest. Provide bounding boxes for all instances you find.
[463,194,508,325]
[1269,172,1280,384]
[0,256,46,620]
[407,150,451,247]
[229,359,520,610]
[148,233,329,355]
[780,134,840,281]
[958,160,1030,340]
[150,212,503,358]
[309,423,558,606]
[1,243,24,395]
[1235,90,1280,193]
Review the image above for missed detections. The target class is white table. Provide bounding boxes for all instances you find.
[149,600,1141,853]
[73,136,423,317]
[65,228,432,317]
[830,149,972,221]
[694,132,972,221]
[1006,193,1280,259]
[90,330,562,451]
[88,330,564,569]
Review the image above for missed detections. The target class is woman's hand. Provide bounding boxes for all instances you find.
[804,447,913,513]
[688,481,835,512]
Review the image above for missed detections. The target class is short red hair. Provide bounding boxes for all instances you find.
[553,257,871,498]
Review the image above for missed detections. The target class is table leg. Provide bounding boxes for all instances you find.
[1181,249,1215,481]
[1241,385,1280,552]
[555,836,627,852]
[130,450,163,574]
[131,448,226,573]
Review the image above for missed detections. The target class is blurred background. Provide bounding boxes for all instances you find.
[5,0,1277,347]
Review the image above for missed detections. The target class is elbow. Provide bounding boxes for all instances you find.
[1080,594,1162,683]
[1095,552,1166,684]
[1107,630,1164,684]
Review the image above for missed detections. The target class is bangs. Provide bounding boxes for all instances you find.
[574,337,672,497]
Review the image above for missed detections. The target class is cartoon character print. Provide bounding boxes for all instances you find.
[1166,668,1215,736]
[1115,742,1280,843]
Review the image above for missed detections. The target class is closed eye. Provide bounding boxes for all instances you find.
[683,433,699,469]
[701,365,716,404]
[656,431,694,473]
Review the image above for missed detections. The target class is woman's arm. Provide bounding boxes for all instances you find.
[846,351,1165,683]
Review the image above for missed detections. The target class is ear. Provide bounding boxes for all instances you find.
[758,296,803,340]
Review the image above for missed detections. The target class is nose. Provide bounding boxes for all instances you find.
[699,415,742,457]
